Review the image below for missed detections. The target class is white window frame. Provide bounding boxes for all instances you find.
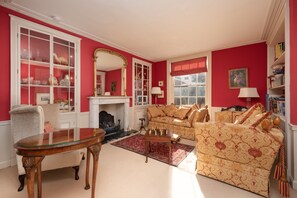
[166,51,212,107]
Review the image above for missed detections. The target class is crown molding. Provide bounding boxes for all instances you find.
[0,2,154,61]
[262,0,286,44]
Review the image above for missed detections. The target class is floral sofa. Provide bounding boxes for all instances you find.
[147,104,209,140]
[194,103,284,197]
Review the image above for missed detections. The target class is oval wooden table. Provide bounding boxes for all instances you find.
[14,128,105,198]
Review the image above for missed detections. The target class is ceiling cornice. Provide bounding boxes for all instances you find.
[0,1,154,61]
[262,0,286,44]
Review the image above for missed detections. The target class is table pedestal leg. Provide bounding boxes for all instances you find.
[85,143,101,198]
[85,149,91,190]
[22,156,44,198]
[169,142,172,163]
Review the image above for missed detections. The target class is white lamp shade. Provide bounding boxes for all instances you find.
[238,87,259,98]
[151,87,162,95]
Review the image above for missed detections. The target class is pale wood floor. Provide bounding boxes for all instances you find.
[0,137,296,198]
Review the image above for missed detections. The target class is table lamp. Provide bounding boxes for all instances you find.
[151,87,162,104]
[238,87,259,108]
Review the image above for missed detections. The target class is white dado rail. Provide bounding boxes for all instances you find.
[89,96,130,130]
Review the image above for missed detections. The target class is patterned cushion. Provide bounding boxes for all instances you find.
[187,104,199,121]
[243,111,272,127]
[215,111,233,123]
[232,111,244,122]
[147,106,165,118]
[173,107,191,119]
[163,104,177,117]
[191,107,208,126]
[234,103,265,124]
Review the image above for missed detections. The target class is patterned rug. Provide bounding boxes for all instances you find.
[111,134,194,166]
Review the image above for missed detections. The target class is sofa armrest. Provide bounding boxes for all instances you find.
[194,122,283,170]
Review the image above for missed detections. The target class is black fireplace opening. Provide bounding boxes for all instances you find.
[99,111,137,143]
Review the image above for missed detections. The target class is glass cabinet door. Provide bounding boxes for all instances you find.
[134,62,150,106]
[53,37,76,112]
[20,27,51,105]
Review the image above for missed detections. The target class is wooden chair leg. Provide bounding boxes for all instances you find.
[72,166,80,180]
[18,174,25,192]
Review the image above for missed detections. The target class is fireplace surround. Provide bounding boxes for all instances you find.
[89,96,130,130]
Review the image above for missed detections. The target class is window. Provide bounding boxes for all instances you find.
[173,73,206,106]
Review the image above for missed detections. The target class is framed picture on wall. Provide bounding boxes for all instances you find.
[228,68,248,89]
[36,93,50,105]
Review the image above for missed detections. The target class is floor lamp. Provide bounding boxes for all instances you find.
[238,87,259,108]
[151,87,162,104]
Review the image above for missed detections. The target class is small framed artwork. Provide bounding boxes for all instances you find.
[158,80,164,87]
[228,68,248,89]
[36,93,50,105]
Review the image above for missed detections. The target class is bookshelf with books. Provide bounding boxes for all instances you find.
[267,20,286,122]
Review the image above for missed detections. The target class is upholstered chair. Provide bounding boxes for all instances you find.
[10,104,84,191]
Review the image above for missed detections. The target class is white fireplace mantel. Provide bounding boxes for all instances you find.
[88,96,130,130]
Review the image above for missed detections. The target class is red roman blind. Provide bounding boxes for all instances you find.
[170,57,207,76]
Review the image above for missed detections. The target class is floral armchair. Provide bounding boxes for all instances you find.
[194,103,284,197]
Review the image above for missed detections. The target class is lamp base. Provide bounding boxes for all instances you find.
[246,98,251,109]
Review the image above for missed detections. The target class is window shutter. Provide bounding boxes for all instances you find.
[170,57,207,76]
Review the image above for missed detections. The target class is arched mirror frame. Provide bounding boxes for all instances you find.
[93,48,128,96]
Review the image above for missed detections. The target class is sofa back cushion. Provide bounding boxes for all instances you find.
[215,111,233,123]
[234,103,265,124]
[173,107,191,119]
[191,106,209,126]
[147,105,165,119]
[242,111,272,127]
[187,104,199,122]
[163,104,178,117]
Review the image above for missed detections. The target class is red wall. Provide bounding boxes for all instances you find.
[152,61,167,104]
[105,69,122,96]
[212,42,267,107]
[290,0,297,124]
[0,6,152,121]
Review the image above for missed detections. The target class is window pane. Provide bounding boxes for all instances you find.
[174,97,180,105]
[190,74,197,84]
[181,87,188,96]
[197,86,205,96]
[189,97,196,105]
[197,97,205,106]
[198,73,206,84]
[174,87,181,96]
[189,87,196,96]
[174,76,181,86]
[181,76,190,85]
[181,97,188,105]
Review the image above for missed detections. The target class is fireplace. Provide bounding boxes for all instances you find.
[99,111,122,136]
[89,96,130,130]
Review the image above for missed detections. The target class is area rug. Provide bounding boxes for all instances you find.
[111,134,194,166]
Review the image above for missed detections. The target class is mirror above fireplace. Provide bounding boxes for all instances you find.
[93,48,128,96]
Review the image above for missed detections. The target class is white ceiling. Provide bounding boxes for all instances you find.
[2,0,273,62]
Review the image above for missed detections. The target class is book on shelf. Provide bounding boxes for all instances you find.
[275,42,285,60]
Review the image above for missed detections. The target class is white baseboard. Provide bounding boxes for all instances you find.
[0,120,14,169]
[0,160,12,169]
[293,179,297,190]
